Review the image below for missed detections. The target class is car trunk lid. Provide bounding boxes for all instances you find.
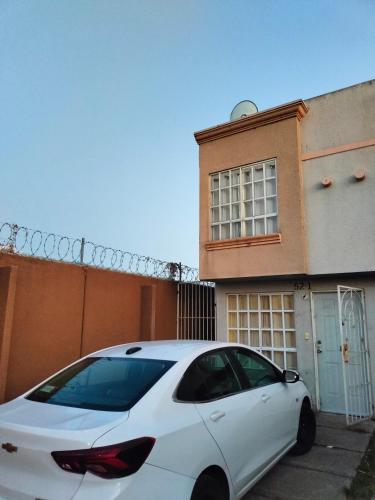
[0,398,129,500]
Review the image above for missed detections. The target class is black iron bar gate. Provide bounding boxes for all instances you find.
[177,281,216,341]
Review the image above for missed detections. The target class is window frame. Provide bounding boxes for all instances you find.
[210,159,278,241]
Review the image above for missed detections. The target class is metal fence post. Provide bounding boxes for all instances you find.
[10,224,18,252]
[80,238,85,265]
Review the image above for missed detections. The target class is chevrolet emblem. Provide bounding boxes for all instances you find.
[1,442,18,453]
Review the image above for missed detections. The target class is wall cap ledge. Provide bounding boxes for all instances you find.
[194,100,308,144]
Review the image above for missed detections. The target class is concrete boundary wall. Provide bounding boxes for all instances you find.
[0,266,17,402]
[0,253,177,402]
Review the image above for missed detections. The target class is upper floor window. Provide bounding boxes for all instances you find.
[210,159,277,241]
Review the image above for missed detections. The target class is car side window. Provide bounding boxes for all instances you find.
[231,348,282,389]
[176,350,242,403]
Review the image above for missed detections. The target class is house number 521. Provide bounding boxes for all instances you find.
[294,281,311,291]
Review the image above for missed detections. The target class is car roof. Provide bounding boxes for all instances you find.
[89,340,239,362]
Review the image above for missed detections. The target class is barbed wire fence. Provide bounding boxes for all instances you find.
[0,222,201,282]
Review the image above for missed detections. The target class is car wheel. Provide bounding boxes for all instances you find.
[290,403,316,455]
[191,473,227,500]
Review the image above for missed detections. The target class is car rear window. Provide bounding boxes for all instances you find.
[26,357,175,412]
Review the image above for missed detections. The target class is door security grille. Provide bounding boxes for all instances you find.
[338,286,372,425]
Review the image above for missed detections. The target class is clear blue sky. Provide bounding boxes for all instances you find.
[1,0,374,267]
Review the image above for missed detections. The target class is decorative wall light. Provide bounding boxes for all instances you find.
[321,176,333,188]
[354,168,366,181]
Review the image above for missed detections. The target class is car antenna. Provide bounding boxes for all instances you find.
[126,346,142,355]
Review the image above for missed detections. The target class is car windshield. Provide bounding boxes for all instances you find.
[26,357,175,412]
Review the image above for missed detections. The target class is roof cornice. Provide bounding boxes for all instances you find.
[194,100,308,145]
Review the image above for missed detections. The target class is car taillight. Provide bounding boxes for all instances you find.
[51,437,155,479]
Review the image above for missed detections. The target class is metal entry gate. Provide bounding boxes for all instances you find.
[177,282,216,341]
[338,286,372,425]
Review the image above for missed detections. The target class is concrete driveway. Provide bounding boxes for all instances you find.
[244,413,375,500]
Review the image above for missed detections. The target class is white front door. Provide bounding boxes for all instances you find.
[314,293,346,413]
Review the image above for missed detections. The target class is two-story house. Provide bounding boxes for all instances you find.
[194,79,375,423]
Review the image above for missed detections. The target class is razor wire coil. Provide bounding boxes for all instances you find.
[0,222,201,282]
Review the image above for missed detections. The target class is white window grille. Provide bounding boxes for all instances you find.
[210,159,277,241]
[227,293,297,369]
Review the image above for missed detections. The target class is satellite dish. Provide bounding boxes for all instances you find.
[230,100,258,121]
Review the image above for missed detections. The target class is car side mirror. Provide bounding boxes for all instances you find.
[282,369,300,383]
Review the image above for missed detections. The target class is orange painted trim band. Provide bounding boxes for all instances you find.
[205,233,281,251]
[301,138,375,161]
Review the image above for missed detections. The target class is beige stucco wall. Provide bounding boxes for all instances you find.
[302,80,375,153]
[301,80,375,275]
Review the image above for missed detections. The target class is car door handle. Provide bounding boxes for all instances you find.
[261,394,270,403]
[209,411,226,422]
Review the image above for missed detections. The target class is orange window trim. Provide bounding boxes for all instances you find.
[205,233,281,251]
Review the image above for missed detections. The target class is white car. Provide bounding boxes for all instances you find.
[0,341,315,500]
